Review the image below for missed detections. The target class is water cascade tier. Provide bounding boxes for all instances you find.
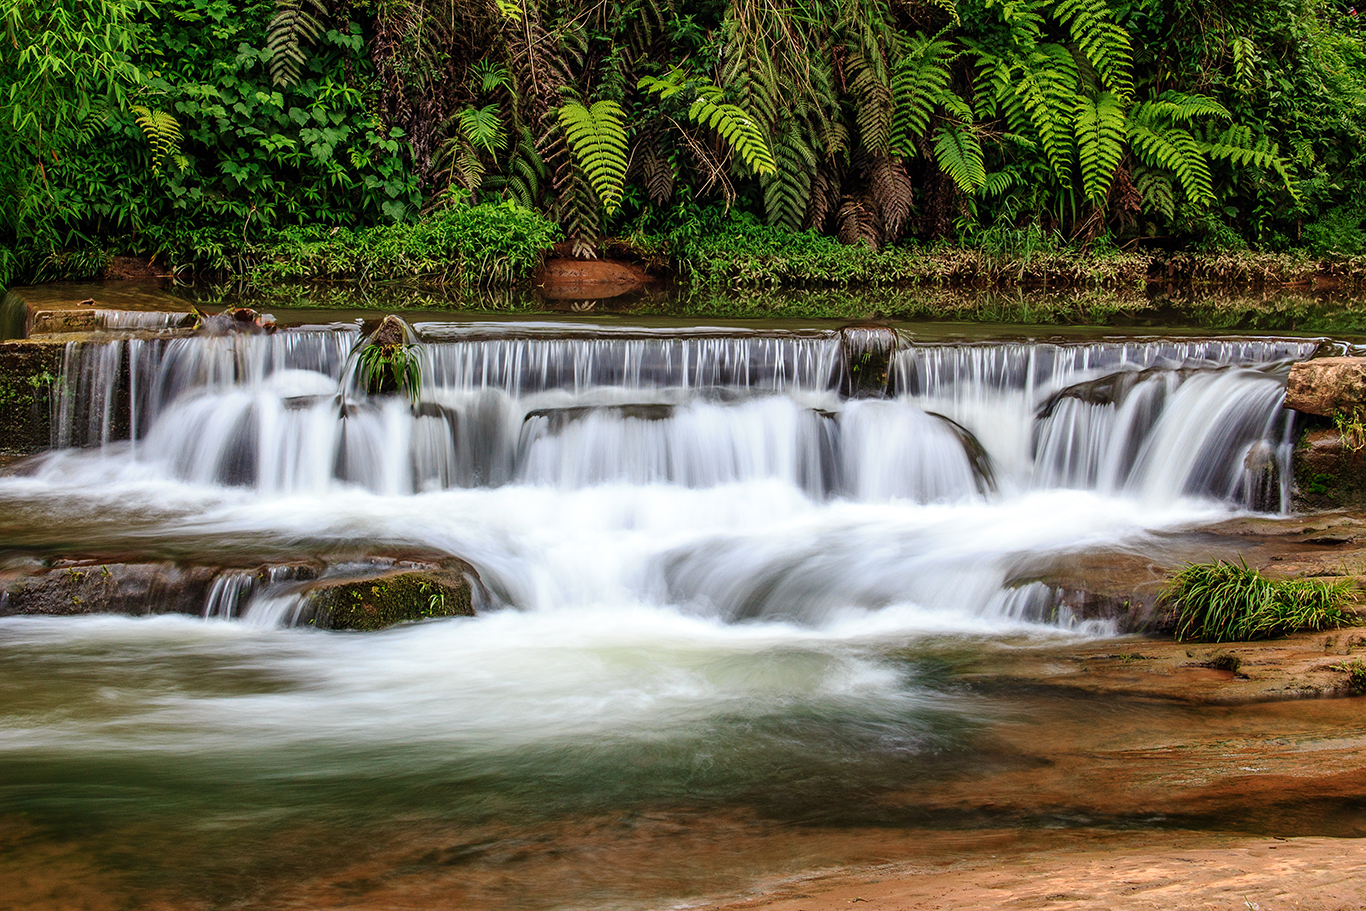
[7,323,1320,631]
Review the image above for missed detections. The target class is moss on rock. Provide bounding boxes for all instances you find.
[300,569,474,631]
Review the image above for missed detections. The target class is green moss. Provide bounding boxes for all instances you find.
[306,571,474,631]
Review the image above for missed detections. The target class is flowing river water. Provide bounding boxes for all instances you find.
[1,317,1363,909]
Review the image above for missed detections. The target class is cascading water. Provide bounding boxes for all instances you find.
[0,317,1342,910]
[18,323,1319,630]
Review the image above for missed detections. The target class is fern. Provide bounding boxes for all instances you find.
[1075,91,1125,203]
[460,104,508,154]
[870,155,914,238]
[1133,166,1175,220]
[1015,45,1081,190]
[1050,0,1133,100]
[934,123,986,195]
[762,118,816,228]
[130,106,183,175]
[638,70,777,176]
[1128,97,1218,207]
[1204,124,1299,200]
[889,33,956,157]
[557,100,629,215]
[266,0,327,88]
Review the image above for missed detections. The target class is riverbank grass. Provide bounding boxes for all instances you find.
[1163,559,1358,643]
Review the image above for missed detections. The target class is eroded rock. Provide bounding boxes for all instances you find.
[1285,357,1366,418]
[293,563,476,630]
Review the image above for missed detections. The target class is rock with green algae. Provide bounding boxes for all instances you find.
[296,567,475,631]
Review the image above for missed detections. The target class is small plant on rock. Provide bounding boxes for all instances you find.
[356,343,422,405]
[1162,558,1358,643]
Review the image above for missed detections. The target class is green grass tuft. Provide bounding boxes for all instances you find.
[1162,558,1358,643]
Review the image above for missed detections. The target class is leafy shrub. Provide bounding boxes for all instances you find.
[1162,558,1358,643]
[249,197,560,286]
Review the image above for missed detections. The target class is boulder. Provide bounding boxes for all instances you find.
[293,564,476,631]
[535,258,648,300]
[1292,427,1366,511]
[1284,357,1366,418]
[839,324,898,397]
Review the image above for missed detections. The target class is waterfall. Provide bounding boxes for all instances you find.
[41,326,1315,511]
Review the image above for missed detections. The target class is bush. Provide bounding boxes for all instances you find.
[1162,558,1358,643]
[248,197,560,287]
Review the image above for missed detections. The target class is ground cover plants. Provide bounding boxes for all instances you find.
[1162,558,1359,643]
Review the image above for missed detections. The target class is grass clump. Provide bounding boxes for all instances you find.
[1162,558,1358,643]
[1331,659,1366,696]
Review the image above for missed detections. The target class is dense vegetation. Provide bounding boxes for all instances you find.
[3,0,1366,288]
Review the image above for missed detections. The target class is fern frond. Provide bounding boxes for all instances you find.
[130,106,183,175]
[870,155,915,238]
[1133,166,1175,220]
[1204,125,1300,201]
[1014,44,1081,189]
[763,118,816,229]
[639,69,777,176]
[1143,91,1230,125]
[1128,113,1213,207]
[267,0,327,88]
[689,93,777,176]
[933,123,986,195]
[1075,91,1126,203]
[557,100,629,215]
[1050,0,1134,100]
[890,33,956,157]
[461,105,508,154]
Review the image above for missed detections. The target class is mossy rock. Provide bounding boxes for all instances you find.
[299,569,474,631]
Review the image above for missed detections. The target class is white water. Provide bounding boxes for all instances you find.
[0,324,1317,762]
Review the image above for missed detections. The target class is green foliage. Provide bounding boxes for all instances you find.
[4,0,1365,280]
[1162,558,1358,643]
[250,196,560,286]
[265,0,326,88]
[357,342,421,404]
[558,100,629,215]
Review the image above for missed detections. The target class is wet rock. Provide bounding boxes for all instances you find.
[840,324,897,398]
[0,562,219,617]
[0,339,66,455]
[1292,428,1366,511]
[1284,357,1366,418]
[294,563,476,631]
[366,314,411,347]
[535,258,648,301]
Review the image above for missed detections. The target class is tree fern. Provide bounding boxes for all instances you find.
[557,100,629,215]
[1075,90,1125,203]
[267,0,327,88]
[130,106,183,175]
